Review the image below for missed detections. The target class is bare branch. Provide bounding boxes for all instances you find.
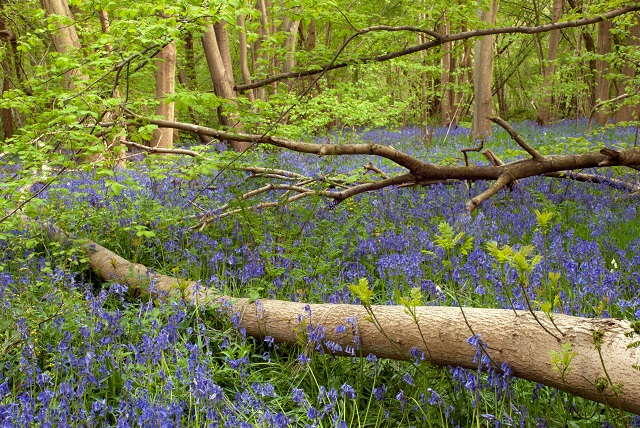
[235,5,640,92]
[319,173,415,202]
[121,140,203,157]
[466,175,512,212]
[363,162,389,179]
[197,191,313,230]
[122,117,640,214]
[490,117,544,160]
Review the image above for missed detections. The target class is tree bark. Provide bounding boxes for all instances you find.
[237,14,256,102]
[471,0,498,140]
[616,17,640,122]
[39,0,83,89]
[441,14,454,128]
[25,216,640,415]
[0,14,14,140]
[537,0,563,126]
[1,75,12,140]
[214,21,235,90]
[202,20,251,152]
[281,17,300,74]
[150,41,176,149]
[594,20,613,125]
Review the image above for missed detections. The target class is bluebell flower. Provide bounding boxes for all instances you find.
[340,383,356,399]
[291,388,306,405]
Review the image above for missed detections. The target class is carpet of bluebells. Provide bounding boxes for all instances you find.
[1,120,640,427]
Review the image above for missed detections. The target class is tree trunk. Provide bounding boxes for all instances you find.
[537,0,563,126]
[202,21,251,152]
[305,18,317,50]
[39,0,83,89]
[441,15,454,128]
[281,17,300,74]
[150,41,176,149]
[594,20,612,125]
[214,21,235,90]
[616,17,640,122]
[456,37,473,126]
[1,75,12,140]
[26,216,640,415]
[182,33,197,91]
[471,0,499,140]
[237,14,255,102]
[253,0,270,101]
[0,13,14,140]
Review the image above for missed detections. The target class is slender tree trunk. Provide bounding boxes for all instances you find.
[176,32,201,126]
[202,21,251,152]
[471,0,499,140]
[1,75,12,140]
[182,33,197,91]
[97,9,129,157]
[455,37,472,126]
[39,0,83,89]
[237,14,255,102]
[306,18,317,50]
[0,13,14,140]
[566,0,598,114]
[214,21,235,90]
[616,17,640,122]
[150,41,176,148]
[594,20,613,125]
[441,14,454,128]
[253,0,270,101]
[282,17,300,74]
[537,0,563,126]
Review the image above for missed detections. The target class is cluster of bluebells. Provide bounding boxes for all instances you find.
[2,121,640,426]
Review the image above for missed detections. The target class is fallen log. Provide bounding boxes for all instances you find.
[23,216,640,415]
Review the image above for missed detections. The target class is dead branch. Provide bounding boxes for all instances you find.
[128,117,640,212]
[490,117,544,160]
[235,5,640,92]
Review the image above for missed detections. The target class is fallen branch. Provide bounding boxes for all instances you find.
[125,117,640,213]
[22,215,640,415]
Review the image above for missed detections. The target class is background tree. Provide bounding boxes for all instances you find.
[471,0,499,139]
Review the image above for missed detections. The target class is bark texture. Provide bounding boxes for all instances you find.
[202,20,250,152]
[471,0,498,140]
[25,216,640,415]
[594,20,612,125]
[441,15,454,127]
[40,0,83,89]
[150,41,176,149]
[616,17,640,122]
[537,0,563,126]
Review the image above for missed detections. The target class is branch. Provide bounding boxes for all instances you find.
[466,175,512,212]
[198,191,313,229]
[121,139,311,180]
[318,173,415,202]
[122,117,640,213]
[235,5,640,91]
[490,117,545,160]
